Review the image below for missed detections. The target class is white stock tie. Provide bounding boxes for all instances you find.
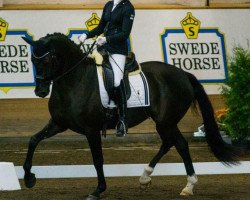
[112,0,122,11]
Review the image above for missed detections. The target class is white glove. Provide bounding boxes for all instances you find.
[78,33,87,43]
[96,36,107,46]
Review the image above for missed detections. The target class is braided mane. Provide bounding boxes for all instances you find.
[43,32,84,56]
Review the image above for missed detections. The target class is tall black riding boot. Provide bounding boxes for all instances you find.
[115,80,128,137]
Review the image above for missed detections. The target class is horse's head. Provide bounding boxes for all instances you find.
[23,33,88,98]
[22,36,56,97]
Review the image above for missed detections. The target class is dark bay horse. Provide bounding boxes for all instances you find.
[22,33,240,199]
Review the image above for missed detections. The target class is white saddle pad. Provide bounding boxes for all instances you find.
[96,66,150,108]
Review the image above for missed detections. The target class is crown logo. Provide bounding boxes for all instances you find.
[0,18,8,42]
[181,12,200,39]
[85,13,100,32]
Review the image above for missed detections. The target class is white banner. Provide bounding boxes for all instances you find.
[0,9,249,98]
[162,29,228,82]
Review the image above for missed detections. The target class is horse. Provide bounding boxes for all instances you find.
[22,33,241,200]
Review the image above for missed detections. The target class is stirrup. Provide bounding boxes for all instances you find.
[116,119,127,137]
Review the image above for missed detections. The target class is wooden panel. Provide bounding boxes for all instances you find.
[2,0,207,7]
[206,0,250,8]
[3,0,250,5]
[1,1,250,10]
[0,95,226,137]
[211,0,250,3]
[1,4,194,10]
[1,4,103,10]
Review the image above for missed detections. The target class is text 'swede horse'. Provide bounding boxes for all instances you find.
[22,33,240,200]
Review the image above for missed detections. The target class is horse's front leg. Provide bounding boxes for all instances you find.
[23,119,66,188]
[86,129,106,200]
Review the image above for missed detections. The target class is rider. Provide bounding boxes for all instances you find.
[79,0,135,137]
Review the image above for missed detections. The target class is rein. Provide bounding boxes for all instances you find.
[53,41,96,82]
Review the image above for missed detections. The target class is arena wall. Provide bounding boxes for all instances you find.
[0,95,225,137]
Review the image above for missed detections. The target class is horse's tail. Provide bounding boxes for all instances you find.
[186,72,242,165]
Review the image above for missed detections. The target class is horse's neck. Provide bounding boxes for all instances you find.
[53,59,97,95]
[49,58,102,119]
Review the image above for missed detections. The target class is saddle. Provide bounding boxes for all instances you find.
[91,51,141,102]
[91,51,149,137]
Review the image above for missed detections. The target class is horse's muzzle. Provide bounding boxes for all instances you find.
[34,81,51,98]
[35,90,49,98]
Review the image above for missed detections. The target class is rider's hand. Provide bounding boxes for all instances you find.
[78,33,87,43]
[96,36,107,46]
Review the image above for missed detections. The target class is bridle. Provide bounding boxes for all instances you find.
[32,50,54,84]
[32,51,50,60]
[33,41,96,83]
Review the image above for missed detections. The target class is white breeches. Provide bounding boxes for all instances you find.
[109,54,126,87]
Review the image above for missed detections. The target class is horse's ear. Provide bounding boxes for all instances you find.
[42,38,50,47]
[22,37,34,46]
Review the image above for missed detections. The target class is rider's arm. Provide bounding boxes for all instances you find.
[86,3,109,39]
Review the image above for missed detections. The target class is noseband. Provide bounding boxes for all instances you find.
[32,51,50,60]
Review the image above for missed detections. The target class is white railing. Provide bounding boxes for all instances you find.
[15,162,250,179]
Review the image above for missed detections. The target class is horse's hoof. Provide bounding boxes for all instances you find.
[24,173,37,188]
[180,187,194,196]
[85,194,100,200]
[140,180,152,190]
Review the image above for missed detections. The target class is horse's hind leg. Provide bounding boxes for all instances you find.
[139,124,174,189]
[139,125,198,195]
[23,119,66,188]
[174,128,198,196]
